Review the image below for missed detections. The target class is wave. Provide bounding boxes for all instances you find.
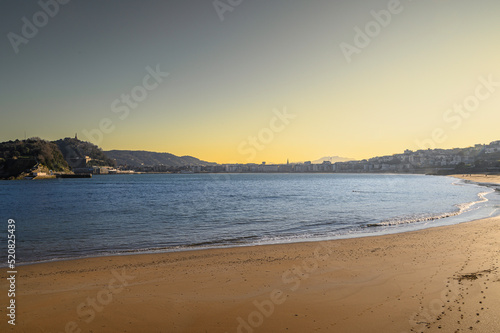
[366,190,492,227]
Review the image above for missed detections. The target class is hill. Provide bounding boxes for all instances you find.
[54,137,116,168]
[105,150,217,167]
[0,138,70,179]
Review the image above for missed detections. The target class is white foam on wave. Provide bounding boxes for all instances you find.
[368,190,493,227]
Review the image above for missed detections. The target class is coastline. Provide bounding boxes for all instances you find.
[450,174,500,186]
[2,218,500,332]
[1,175,499,332]
[10,174,498,267]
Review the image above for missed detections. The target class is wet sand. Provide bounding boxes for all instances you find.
[451,173,500,186]
[1,219,499,332]
[1,176,499,332]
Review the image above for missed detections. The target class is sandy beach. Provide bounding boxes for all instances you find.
[1,177,500,333]
[451,174,500,186]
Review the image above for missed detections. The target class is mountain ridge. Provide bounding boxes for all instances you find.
[105,150,217,167]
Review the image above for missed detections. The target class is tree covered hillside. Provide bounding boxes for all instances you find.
[54,137,116,167]
[0,138,70,179]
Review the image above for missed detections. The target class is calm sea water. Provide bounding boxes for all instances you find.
[1,174,499,264]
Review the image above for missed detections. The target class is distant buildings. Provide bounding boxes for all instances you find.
[181,140,500,174]
[485,141,500,154]
[89,140,499,175]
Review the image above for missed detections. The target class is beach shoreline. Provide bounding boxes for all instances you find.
[5,175,500,269]
[2,216,500,332]
[8,174,498,268]
[450,173,500,186]
[1,175,499,332]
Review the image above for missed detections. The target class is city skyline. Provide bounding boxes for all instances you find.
[1,0,500,164]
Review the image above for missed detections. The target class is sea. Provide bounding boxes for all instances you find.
[1,173,499,265]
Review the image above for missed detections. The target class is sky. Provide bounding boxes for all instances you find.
[1,0,499,164]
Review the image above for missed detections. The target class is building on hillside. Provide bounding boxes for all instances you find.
[93,167,110,174]
[485,141,500,154]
